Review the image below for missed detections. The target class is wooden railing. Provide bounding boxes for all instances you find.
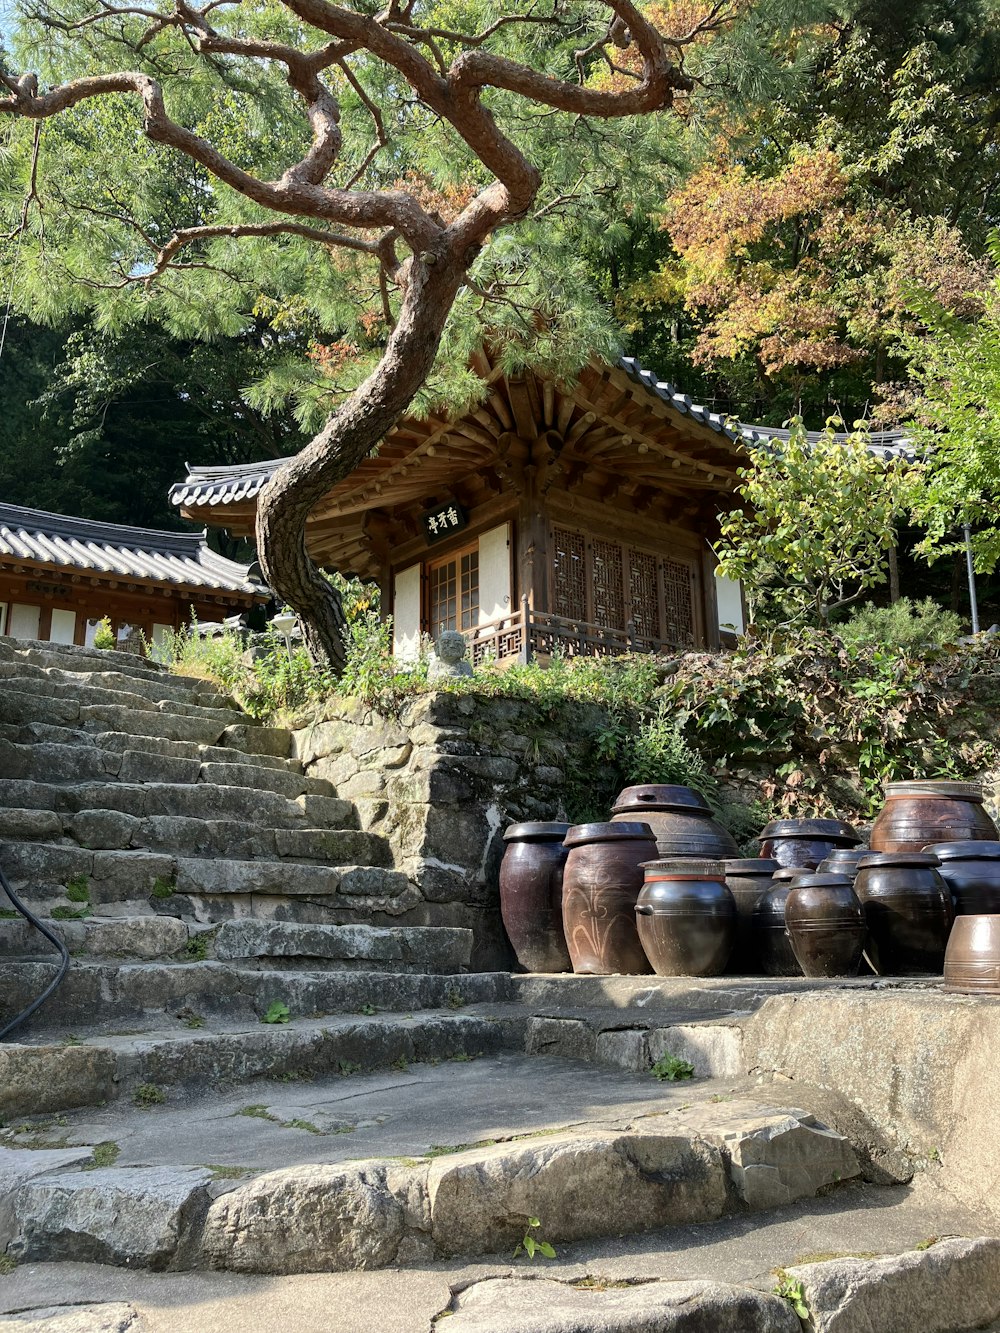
[465,597,692,667]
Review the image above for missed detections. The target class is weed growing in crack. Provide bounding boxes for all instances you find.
[84,1141,120,1170]
[261,1001,291,1025]
[514,1217,556,1262]
[650,1055,695,1082]
[773,1273,809,1320]
[133,1084,166,1107]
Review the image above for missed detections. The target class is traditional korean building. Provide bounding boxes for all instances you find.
[169,355,911,664]
[0,503,269,650]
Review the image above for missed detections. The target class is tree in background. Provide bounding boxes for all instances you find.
[1,0,760,668]
[901,235,1000,577]
[0,315,311,530]
[619,0,1000,423]
[714,423,910,627]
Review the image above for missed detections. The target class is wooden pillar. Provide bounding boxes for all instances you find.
[888,544,900,604]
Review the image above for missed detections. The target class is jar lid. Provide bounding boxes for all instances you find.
[883,780,984,801]
[823,847,871,862]
[759,818,862,841]
[923,840,1000,861]
[564,821,656,848]
[771,867,811,882]
[503,821,571,842]
[788,872,856,889]
[857,852,941,869]
[611,784,712,815]
[723,858,780,873]
[641,858,725,877]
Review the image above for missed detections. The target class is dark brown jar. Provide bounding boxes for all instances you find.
[723,858,779,974]
[870,781,998,854]
[944,914,1000,993]
[562,822,657,975]
[635,859,736,977]
[923,841,1000,916]
[818,847,871,882]
[610,785,738,859]
[499,822,572,973]
[758,818,862,870]
[751,882,803,977]
[785,873,867,978]
[854,853,954,975]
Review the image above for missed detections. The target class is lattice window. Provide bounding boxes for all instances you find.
[662,558,695,645]
[552,527,587,621]
[429,548,479,635]
[629,549,658,640]
[591,539,624,630]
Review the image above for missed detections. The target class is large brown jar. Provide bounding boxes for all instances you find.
[923,842,1000,916]
[610,785,738,859]
[944,915,1000,993]
[635,860,737,977]
[758,819,862,870]
[499,822,572,973]
[562,822,657,975]
[723,858,779,973]
[751,879,803,977]
[854,852,954,975]
[870,781,998,854]
[784,873,867,978]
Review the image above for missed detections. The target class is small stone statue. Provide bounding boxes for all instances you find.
[428,629,473,680]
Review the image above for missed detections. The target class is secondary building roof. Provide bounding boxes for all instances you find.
[0,502,265,598]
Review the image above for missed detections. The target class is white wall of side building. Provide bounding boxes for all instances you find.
[715,574,745,635]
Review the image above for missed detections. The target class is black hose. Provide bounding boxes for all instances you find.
[0,853,70,1041]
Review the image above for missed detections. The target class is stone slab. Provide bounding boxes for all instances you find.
[0,1304,143,1332]
[8,1166,213,1269]
[787,1236,1000,1333]
[445,1277,800,1332]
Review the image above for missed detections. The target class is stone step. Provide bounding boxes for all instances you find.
[0,671,242,727]
[212,920,473,971]
[2,957,502,1032]
[0,1009,524,1116]
[0,694,237,746]
[0,913,191,961]
[0,842,403,907]
[0,723,299,774]
[0,780,355,831]
[0,739,330,799]
[0,654,226,709]
[0,917,471,972]
[0,1089,861,1274]
[438,1238,1000,1333]
[0,634,197,687]
[0,808,364,857]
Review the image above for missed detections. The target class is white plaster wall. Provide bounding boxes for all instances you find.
[393,563,422,660]
[715,574,745,635]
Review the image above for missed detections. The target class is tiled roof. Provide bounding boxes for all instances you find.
[0,503,264,596]
[617,358,917,463]
[168,354,917,510]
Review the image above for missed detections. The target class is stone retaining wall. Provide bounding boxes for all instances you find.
[291,691,611,968]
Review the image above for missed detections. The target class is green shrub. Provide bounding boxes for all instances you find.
[837,598,964,651]
[92,617,115,651]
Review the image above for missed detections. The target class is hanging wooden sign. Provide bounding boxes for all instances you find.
[421,501,468,544]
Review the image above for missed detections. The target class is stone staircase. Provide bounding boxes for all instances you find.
[1,635,998,1333]
[0,635,512,1114]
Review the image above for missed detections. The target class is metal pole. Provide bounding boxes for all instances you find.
[964,523,981,635]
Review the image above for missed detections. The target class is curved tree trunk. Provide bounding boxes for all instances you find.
[255,251,467,670]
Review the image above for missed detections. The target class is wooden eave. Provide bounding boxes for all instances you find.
[177,351,744,575]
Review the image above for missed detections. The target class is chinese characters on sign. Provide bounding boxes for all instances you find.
[421,501,468,545]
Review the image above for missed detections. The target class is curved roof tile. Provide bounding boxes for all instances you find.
[0,503,264,596]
